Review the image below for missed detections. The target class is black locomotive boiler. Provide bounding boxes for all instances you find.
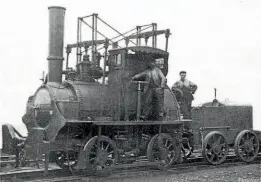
[2,6,261,175]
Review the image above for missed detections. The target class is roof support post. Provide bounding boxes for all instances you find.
[165,29,170,51]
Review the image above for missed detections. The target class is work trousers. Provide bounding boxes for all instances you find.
[142,88,164,120]
[180,99,192,119]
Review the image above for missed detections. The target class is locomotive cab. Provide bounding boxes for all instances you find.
[107,46,179,121]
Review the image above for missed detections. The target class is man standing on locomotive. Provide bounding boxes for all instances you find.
[172,71,197,119]
[132,59,166,120]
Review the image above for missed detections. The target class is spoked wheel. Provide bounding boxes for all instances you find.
[234,130,259,162]
[147,133,181,170]
[84,136,118,176]
[202,131,228,165]
[55,151,78,170]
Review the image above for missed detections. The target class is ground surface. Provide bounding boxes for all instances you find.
[1,162,261,181]
[88,163,261,182]
[1,148,261,182]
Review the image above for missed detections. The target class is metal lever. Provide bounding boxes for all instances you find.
[131,81,149,121]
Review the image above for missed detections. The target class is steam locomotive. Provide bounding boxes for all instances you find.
[2,6,260,175]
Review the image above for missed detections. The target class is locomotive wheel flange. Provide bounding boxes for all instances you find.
[147,133,181,170]
[234,130,259,162]
[202,131,228,165]
[55,151,78,170]
[84,136,118,176]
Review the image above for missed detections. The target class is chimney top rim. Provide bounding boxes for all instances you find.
[48,6,66,11]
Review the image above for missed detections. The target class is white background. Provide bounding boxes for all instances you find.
[0,0,261,147]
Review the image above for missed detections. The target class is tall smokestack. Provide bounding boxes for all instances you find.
[47,6,66,83]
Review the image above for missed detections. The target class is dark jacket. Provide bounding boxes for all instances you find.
[133,67,166,92]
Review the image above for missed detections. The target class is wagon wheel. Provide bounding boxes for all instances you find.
[147,133,181,170]
[234,130,259,162]
[55,151,78,170]
[84,136,118,176]
[202,131,228,165]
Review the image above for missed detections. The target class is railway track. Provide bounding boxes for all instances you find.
[1,154,261,182]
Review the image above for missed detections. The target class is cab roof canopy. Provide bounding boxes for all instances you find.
[109,46,169,55]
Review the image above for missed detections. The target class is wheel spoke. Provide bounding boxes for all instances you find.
[241,137,246,143]
[108,150,114,155]
[104,144,110,151]
[165,143,172,149]
[246,133,249,140]
[249,136,255,142]
[211,135,216,145]
[164,139,168,147]
[209,153,215,161]
[239,144,245,149]
[100,141,104,150]
[216,136,222,145]
[207,147,214,153]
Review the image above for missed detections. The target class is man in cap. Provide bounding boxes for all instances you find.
[172,71,197,119]
[132,59,167,120]
[172,71,197,155]
[125,59,166,157]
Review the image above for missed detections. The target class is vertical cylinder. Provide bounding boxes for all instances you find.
[47,6,66,83]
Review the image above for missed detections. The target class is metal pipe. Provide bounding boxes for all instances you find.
[95,14,98,48]
[136,26,139,45]
[165,37,169,51]
[152,23,155,47]
[102,39,109,85]
[94,14,98,64]
[76,18,80,64]
[152,23,157,48]
[47,6,66,83]
[136,82,142,121]
[92,14,95,62]
[79,19,82,62]
[155,24,157,47]
[65,47,71,69]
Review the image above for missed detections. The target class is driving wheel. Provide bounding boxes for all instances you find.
[84,136,118,176]
[147,133,181,170]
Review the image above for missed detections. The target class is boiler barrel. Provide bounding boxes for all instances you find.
[47,6,66,83]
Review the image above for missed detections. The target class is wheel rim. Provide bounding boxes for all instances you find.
[56,151,78,169]
[235,130,259,162]
[147,133,180,169]
[85,136,117,175]
[203,131,228,165]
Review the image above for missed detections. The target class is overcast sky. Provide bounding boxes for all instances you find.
[0,0,261,143]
